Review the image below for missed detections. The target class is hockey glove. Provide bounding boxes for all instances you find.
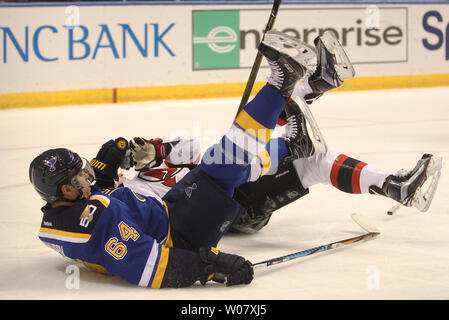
[130,137,173,170]
[91,137,132,188]
[199,247,254,287]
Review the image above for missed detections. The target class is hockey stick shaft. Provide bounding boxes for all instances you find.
[252,231,380,267]
[235,0,282,118]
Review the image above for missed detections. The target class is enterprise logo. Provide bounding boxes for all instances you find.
[192,10,240,70]
[193,26,238,54]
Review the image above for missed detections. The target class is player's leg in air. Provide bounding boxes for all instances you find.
[231,30,356,232]
[199,30,317,197]
[230,31,443,233]
[162,30,319,248]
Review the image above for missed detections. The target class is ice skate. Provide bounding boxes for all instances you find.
[304,31,355,104]
[370,154,443,212]
[258,30,317,99]
[281,98,327,159]
[283,99,315,158]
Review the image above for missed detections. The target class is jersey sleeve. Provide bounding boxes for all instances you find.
[93,218,205,288]
[166,138,201,166]
[88,193,204,288]
[106,230,170,288]
[86,201,160,287]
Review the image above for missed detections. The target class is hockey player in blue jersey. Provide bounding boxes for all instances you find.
[30,30,322,288]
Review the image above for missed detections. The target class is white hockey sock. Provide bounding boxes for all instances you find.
[293,147,391,193]
[359,164,391,193]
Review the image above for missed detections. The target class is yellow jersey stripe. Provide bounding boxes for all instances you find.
[90,194,110,208]
[151,246,170,289]
[141,201,171,288]
[259,148,272,177]
[235,109,272,143]
[39,227,90,243]
[162,201,173,248]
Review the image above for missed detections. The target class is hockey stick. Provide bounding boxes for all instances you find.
[252,213,380,268]
[235,0,282,118]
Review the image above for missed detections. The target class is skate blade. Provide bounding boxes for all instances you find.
[264,30,318,77]
[411,156,443,212]
[292,96,327,155]
[319,31,355,80]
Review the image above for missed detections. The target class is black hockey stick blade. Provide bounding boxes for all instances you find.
[235,0,282,118]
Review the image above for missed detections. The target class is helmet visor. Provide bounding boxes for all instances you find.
[70,158,95,190]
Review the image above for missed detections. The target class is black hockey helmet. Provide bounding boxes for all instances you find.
[29,148,93,203]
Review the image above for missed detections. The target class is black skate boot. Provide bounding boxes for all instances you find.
[278,97,328,159]
[304,31,355,104]
[369,154,443,212]
[282,99,315,158]
[258,30,317,99]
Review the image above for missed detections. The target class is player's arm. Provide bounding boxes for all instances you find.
[90,137,132,189]
[130,137,200,170]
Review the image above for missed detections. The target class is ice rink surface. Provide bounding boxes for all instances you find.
[1,86,448,300]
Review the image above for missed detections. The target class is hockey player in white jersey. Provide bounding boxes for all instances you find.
[102,119,441,234]
[124,138,200,202]
[92,31,442,233]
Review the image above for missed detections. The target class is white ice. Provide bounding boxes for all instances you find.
[1,86,448,300]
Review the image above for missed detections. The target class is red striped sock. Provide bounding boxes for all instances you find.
[330,154,368,194]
